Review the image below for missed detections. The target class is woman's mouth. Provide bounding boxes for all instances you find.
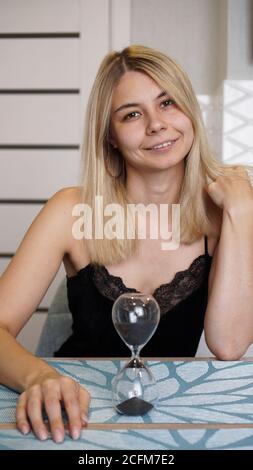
[144,138,179,153]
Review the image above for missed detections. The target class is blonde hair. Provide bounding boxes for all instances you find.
[80,45,242,265]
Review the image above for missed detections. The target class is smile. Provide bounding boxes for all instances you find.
[145,138,179,152]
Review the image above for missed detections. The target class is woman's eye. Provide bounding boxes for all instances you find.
[124,111,140,121]
[161,99,175,108]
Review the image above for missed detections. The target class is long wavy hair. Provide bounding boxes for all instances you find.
[80,45,241,265]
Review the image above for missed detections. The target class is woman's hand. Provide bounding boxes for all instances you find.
[206,166,253,216]
[16,371,90,443]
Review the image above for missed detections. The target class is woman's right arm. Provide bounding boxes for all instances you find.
[0,187,90,442]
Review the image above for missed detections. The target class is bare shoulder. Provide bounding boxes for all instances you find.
[48,187,90,273]
[47,186,82,213]
[0,186,84,335]
[40,186,82,239]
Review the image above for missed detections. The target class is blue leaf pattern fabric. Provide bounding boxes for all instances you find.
[1,359,253,449]
[0,428,253,450]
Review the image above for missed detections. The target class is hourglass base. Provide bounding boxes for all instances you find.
[116,396,153,416]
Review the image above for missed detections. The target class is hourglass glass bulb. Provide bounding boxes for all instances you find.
[112,293,160,353]
[111,293,160,416]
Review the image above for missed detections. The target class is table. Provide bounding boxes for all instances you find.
[1,358,253,451]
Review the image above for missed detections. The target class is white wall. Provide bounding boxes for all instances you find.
[132,0,224,94]
[0,0,110,352]
[0,0,252,355]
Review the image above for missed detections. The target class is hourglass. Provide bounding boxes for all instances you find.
[111,293,160,416]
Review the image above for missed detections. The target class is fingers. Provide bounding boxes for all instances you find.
[225,166,249,180]
[42,379,65,443]
[42,376,90,442]
[58,377,90,440]
[16,386,48,441]
[26,385,49,441]
[16,392,30,435]
[78,386,91,426]
[58,377,82,440]
[16,376,90,444]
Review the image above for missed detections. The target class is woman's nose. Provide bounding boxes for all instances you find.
[146,112,167,135]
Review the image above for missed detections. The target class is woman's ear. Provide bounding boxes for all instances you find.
[109,138,118,149]
[108,127,118,149]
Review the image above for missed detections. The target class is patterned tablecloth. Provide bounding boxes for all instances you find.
[1,359,253,449]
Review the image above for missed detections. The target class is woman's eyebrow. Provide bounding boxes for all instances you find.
[113,91,168,114]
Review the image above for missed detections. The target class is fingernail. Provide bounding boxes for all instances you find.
[21,424,30,435]
[72,427,80,440]
[81,412,88,424]
[38,429,48,441]
[54,428,64,443]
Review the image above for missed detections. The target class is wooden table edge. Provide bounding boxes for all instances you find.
[44,357,253,361]
[1,422,253,430]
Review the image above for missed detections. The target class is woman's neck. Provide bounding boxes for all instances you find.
[125,161,185,205]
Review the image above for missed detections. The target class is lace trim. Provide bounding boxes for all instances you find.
[92,255,211,316]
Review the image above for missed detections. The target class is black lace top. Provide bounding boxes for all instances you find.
[55,237,212,357]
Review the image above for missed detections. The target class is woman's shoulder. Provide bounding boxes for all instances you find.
[44,186,83,225]
[47,187,91,275]
[48,186,82,207]
[41,186,83,251]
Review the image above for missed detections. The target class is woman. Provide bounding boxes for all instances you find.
[0,45,252,443]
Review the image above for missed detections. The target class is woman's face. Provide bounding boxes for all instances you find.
[110,71,194,173]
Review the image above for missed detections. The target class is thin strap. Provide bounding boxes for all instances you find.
[204,235,209,257]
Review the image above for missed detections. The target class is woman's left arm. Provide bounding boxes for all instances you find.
[204,167,253,360]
